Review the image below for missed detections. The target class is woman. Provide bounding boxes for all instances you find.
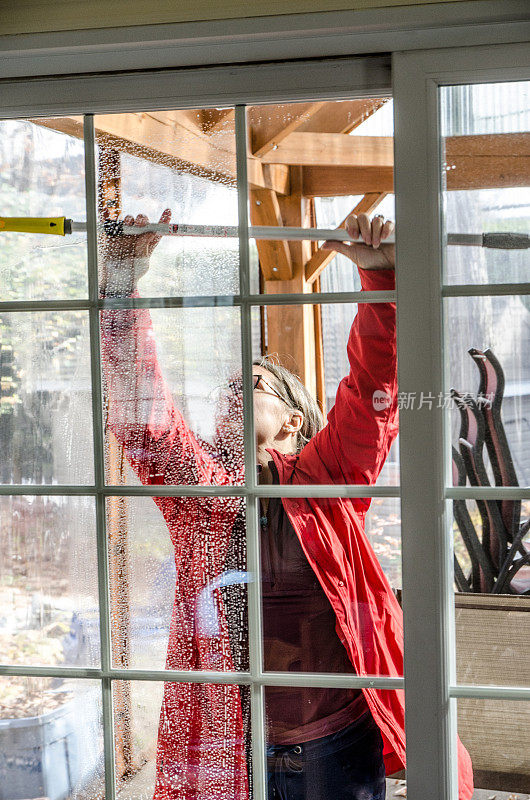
[100,211,473,800]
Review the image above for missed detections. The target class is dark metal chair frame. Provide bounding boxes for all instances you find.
[452,348,530,594]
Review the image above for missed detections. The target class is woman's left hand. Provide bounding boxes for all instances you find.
[321,213,395,270]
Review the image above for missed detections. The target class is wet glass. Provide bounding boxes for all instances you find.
[100,306,243,486]
[456,698,530,795]
[95,108,239,298]
[264,687,405,798]
[440,81,530,285]
[0,677,105,799]
[0,495,100,668]
[245,98,394,296]
[106,497,248,673]
[114,680,251,799]
[0,311,94,484]
[0,118,88,301]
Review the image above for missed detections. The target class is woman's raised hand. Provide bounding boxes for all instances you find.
[99,208,172,294]
[321,212,395,270]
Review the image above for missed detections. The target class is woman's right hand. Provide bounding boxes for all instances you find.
[99,208,171,294]
[321,212,395,270]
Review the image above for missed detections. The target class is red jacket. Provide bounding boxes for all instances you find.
[101,267,473,800]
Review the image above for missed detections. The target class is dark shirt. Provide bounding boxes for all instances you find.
[261,491,369,744]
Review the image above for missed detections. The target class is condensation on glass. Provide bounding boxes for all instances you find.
[440,81,530,286]
[0,117,88,301]
[100,306,244,487]
[456,698,530,795]
[0,311,94,485]
[0,677,105,800]
[106,496,249,673]
[0,495,100,669]
[95,108,239,298]
[114,680,251,800]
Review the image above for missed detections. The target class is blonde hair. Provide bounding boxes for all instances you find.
[253,356,324,454]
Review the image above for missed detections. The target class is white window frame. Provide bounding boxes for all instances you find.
[0,35,528,800]
[394,40,530,800]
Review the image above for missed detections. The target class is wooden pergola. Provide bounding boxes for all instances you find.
[35,103,530,403]
[32,101,530,784]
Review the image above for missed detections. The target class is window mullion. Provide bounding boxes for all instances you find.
[235,103,267,800]
[84,113,117,800]
[393,56,457,800]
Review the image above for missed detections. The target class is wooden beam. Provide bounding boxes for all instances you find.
[264,131,530,167]
[199,108,234,132]
[264,167,316,395]
[305,193,387,284]
[31,117,529,196]
[249,188,293,281]
[303,165,394,196]
[248,102,325,158]
[261,133,394,167]
[445,132,530,157]
[303,153,530,194]
[30,115,290,196]
[296,98,388,135]
[444,155,530,190]
[98,147,134,782]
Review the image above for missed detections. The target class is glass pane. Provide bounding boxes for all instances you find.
[264,687,406,797]
[114,680,251,799]
[107,496,248,673]
[0,118,88,301]
[259,496,402,680]
[100,306,244,486]
[0,677,104,799]
[245,98,394,296]
[253,302,399,486]
[446,296,530,489]
[456,698,530,796]
[0,311,94,484]
[440,81,530,285]
[95,108,239,298]
[0,495,100,668]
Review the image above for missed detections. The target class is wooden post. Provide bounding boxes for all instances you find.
[263,167,317,398]
[97,146,133,781]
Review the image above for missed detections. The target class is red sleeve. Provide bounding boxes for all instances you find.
[297,267,398,487]
[100,303,234,487]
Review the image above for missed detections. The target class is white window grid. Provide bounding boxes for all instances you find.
[0,48,528,800]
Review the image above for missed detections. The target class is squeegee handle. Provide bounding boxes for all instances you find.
[482,232,530,250]
[0,216,72,235]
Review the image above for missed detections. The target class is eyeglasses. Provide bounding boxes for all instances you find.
[252,373,287,402]
[211,374,290,406]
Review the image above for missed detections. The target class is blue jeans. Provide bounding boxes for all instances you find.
[266,710,386,800]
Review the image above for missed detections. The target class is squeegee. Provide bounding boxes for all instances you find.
[0,216,529,250]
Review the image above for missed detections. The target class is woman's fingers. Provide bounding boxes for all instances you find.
[357,213,372,246]
[371,216,384,248]
[381,219,394,241]
[345,215,360,242]
[151,208,171,250]
[321,240,355,258]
